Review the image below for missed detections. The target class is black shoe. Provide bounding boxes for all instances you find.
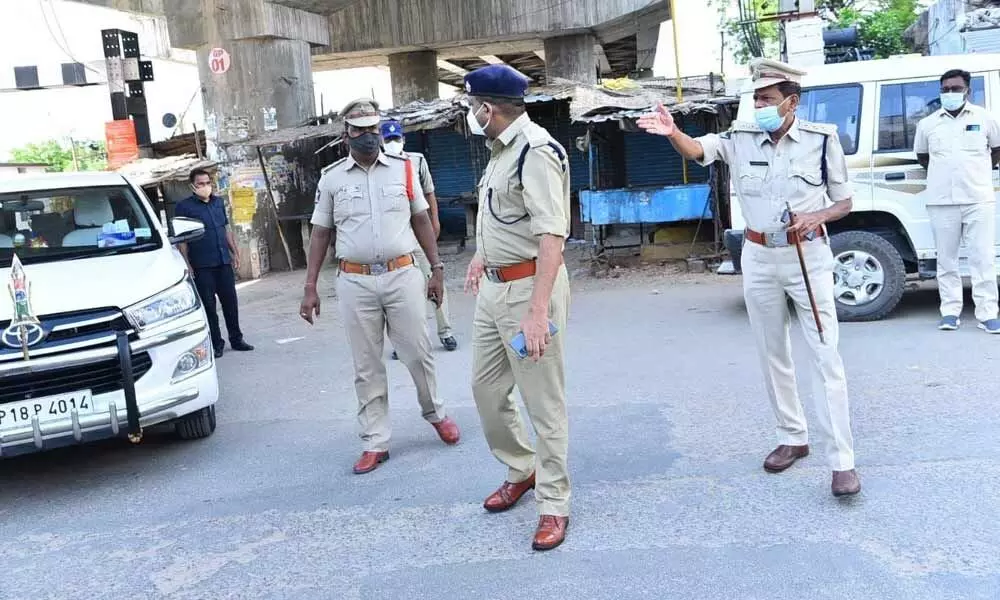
[214,346,224,359]
[391,350,399,360]
[230,339,255,352]
[441,336,458,351]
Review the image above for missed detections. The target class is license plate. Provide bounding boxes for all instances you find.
[0,391,94,429]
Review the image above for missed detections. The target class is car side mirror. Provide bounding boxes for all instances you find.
[169,216,205,245]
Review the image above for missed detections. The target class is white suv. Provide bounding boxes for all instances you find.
[0,172,220,457]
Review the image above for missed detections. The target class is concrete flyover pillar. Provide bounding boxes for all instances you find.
[544,33,598,85]
[389,50,439,106]
[164,1,328,278]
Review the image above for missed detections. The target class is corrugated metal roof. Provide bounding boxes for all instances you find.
[239,75,737,147]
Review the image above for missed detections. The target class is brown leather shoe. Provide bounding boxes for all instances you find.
[431,417,460,445]
[763,444,810,473]
[353,451,389,474]
[832,469,861,496]
[532,515,568,551]
[483,473,535,513]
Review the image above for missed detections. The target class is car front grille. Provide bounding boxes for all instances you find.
[0,352,153,404]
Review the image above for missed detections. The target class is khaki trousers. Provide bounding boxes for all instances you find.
[413,248,453,338]
[336,265,446,452]
[471,265,571,517]
[927,202,999,322]
[741,238,856,471]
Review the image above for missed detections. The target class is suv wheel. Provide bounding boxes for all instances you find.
[829,230,906,322]
[175,405,217,440]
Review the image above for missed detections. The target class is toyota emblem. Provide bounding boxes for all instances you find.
[1,322,47,349]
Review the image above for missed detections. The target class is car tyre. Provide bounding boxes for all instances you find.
[175,405,217,440]
[829,230,906,322]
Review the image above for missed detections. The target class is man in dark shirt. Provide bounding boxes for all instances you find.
[176,168,254,358]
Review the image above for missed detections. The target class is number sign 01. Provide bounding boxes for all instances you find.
[209,47,231,75]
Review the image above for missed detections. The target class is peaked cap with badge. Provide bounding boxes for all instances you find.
[749,58,807,91]
[341,98,381,127]
[463,64,530,99]
[381,120,404,140]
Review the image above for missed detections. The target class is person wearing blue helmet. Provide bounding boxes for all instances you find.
[381,119,459,354]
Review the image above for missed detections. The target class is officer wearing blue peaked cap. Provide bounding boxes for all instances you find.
[463,64,530,99]
[462,61,575,553]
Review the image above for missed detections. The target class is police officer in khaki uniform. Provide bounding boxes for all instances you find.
[299,98,461,475]
[462,65,573,550]
[639,58,861,497]
[381,119,459,353]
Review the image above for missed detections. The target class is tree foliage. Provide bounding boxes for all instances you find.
[713,0,922,63]
[9,139,107,172]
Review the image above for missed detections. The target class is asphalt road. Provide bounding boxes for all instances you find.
[2,260,999,600]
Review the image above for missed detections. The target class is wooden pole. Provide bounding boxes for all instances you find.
[256,146,295,271]
[669,0,689,184]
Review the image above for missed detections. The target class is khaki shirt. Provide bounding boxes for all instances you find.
[311,152,429,264]
[404,151,435,195]
[476,113,571,266]
[914,103,1000,206]
[696,118,851,233]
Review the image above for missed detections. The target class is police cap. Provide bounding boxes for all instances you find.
[463,64,529,99]
[341,98,381,127]
[749,58,807,91]
[380,120,404,140]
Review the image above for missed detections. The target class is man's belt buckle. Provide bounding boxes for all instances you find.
[765,231,790,248]
[484,267,503,283]
[369,262,389,275]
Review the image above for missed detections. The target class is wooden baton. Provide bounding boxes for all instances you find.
[786,203,825,345]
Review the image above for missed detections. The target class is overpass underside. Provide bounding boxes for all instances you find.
[67,0,668,278]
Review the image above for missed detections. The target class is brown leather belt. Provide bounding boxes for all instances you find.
[339,254,414,275]
[744,227,825,248]
[484,259,536,283]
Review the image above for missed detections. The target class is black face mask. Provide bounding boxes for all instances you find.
[348,132,380,156]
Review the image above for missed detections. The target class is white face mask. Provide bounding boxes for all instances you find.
[384,140,404,155]
[467,104,490,136]
[940,92,966,112]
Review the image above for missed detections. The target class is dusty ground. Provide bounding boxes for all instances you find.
[2,249,999,599]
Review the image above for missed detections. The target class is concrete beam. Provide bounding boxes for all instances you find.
[326,0,667,54]
[478,55,531,80]
[544,34,598,84]
[63,0,165,14]
[437,60,469,76]
[166,0,329,49]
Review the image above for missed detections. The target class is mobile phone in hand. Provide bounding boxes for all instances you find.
[510,321,559,359]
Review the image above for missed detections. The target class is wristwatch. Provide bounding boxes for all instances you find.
[431,262,445,270]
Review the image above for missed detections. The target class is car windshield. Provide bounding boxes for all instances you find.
[0,185,161,268]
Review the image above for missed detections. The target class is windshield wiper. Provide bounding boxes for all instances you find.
[88,242,161,257]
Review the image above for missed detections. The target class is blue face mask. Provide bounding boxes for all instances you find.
[755,98,789,132]
[940,92,966,112]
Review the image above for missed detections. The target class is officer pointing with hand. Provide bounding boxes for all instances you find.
[639,58,861,497]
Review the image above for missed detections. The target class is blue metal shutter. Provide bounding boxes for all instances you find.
[415,129,481,199]
[623,121,710,188]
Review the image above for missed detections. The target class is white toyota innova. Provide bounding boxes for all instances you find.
[0,171,220,457]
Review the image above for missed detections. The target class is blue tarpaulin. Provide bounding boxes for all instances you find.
[580,184,713,225]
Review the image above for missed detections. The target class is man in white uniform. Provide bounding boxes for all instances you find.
[914,68,1000,333]
[639,58,861,497]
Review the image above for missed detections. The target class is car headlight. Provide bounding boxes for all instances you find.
[172,336,213,382]
[125,279,200,330]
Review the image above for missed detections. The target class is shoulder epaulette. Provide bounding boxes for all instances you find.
[730,120,762,134]
[517,124,567,184]
[384,153,407,161]
[798,120,838,136]
[320,157,348,174]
